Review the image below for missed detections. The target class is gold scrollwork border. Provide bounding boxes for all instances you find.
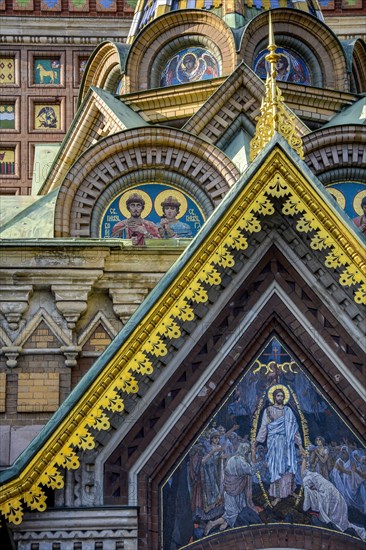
[1,147,365,526]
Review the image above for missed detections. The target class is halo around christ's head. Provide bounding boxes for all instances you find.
[268,384,290,405]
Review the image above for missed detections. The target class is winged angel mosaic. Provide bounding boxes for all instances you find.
[162,338,366,548]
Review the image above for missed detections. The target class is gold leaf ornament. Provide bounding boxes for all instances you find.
[339,264,364,287]
[354,283,366,304]
[158,316,182,339]
[99,390,125,412]
[23,486,47,511]
[198,264,222,286]
[145,333,168,356]
[72,426,95,450]
[185,281,209,302]
[39,465,64,489]
[85,410,111,431]
[130,351,154,374]
[225,227,248,250]
[266,175,289,198]
[54,445,80,469]
[1,498,23,524]
[241,213,261,233]
[324,248,348,269]
[310,232,333,251]
[251,195,275,217]
[282,196,303,216]
[116,371,139,394]
[171,299,195,321]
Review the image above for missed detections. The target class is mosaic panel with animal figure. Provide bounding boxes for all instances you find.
[162,337,366,548]
[101,184,205,243]
[34,104,60,130]
[34,58,61,85]
[161,47,220,87]
[254,47,311,86]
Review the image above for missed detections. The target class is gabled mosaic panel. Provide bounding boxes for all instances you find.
[101,184,205,242]
[162,337,366,548]
[342,0,362,7]
[318,0,335,8]
[13,0,34,9]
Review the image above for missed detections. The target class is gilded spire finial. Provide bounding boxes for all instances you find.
[249,11,304,162]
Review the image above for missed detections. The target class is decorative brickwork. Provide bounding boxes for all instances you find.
[17,372,59,412]
[184,524,365,549]
[125,10,236,93]
[22,320,62,349]
[2,0,135,17]
[240,9,348,92]
[82,324,112,352]
[0,373,6,412]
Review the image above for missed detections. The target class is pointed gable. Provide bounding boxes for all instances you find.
[0,136,364,537]
[183,63,309,150]
[21,320,63,350]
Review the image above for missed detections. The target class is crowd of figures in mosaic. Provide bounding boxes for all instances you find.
[101,184,205,241]
[162,338,366,548]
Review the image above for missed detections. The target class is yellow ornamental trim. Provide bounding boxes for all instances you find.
[250,12,304,161]
[0,148,365,526]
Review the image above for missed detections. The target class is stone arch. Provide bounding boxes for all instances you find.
[78,41,130,105]
[125,10,237,93]
[350,39,366,94]
[240,9,347,92]
[303,126,366,181]
[181,527,362,549]
[54,127,239,237]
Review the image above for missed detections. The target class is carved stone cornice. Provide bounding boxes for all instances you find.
[0,286,33,331]
[0,17,130,45]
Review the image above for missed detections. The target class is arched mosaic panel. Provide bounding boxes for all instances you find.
[326,182,366,235]
[160,47,220,87]
[161,336,365,548]
[100,183,205,242]
[254,47,311,85]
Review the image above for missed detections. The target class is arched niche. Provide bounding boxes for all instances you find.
[124,10,237,93]
[78,42,129,106]
[303,125,366,225]
[350,39,366,94]
[54,126,239,237]
[240,9,348,92]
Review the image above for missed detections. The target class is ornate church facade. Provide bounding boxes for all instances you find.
[0,2,365,549]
